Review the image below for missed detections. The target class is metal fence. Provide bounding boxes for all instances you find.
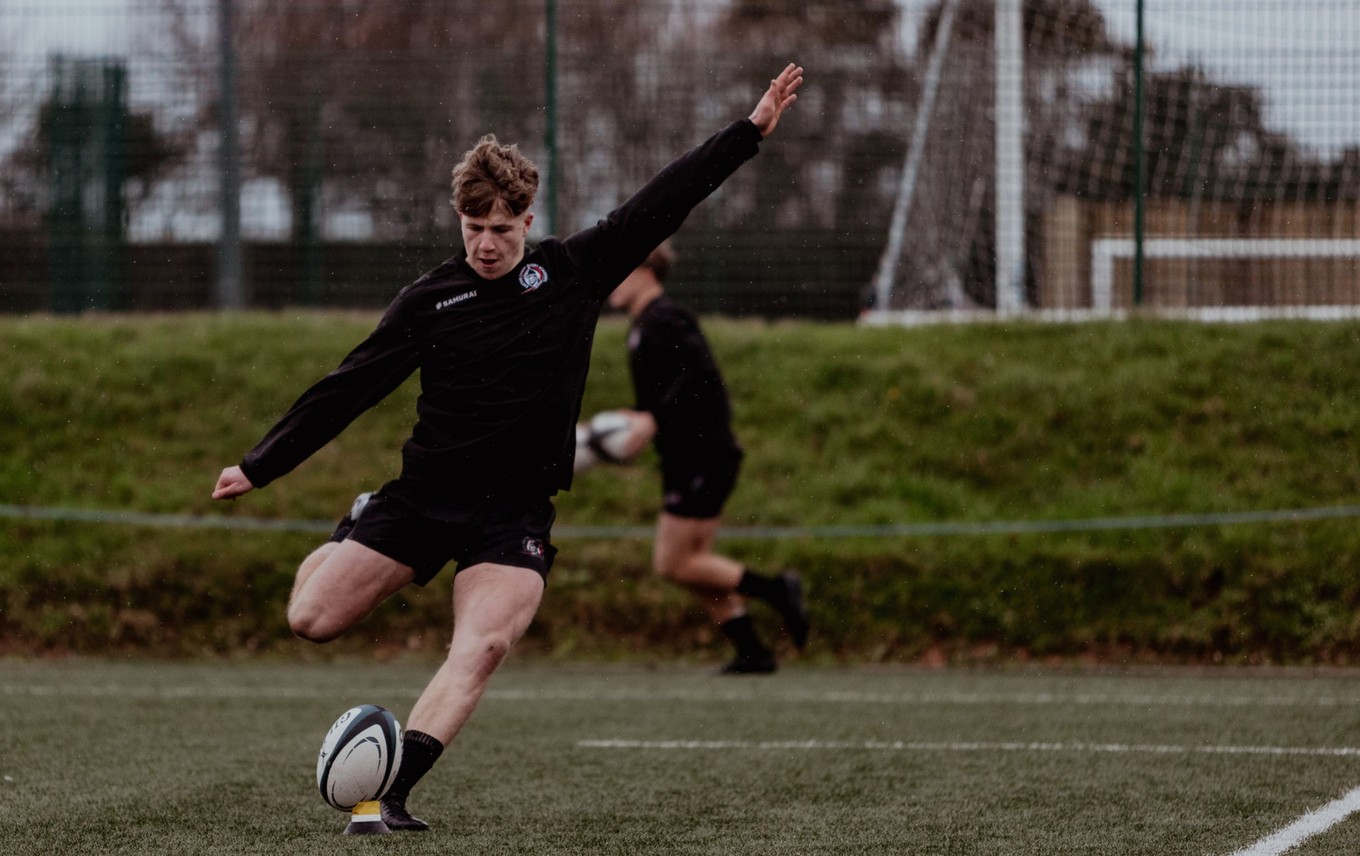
[1,1,1357,319]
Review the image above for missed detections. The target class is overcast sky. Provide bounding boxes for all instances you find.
[6,0,1359,156]
[1097,0,1360,156]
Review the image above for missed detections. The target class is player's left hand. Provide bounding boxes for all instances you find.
[749,63,804,138]
[212,465,255,500]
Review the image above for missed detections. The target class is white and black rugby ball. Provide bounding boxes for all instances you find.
[586,410,636,464]
[316,704,403,811]
[573,422,599,473]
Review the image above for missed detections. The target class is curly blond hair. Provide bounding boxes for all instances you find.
[450,134,539,217]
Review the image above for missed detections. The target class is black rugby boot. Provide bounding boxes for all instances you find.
[330,491,373,542]
[379,795,430,832]
[719,651,778,674]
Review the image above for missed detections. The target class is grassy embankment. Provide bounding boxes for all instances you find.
[3,312,1360,663]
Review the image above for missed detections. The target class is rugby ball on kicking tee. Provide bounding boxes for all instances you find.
[316,704,403,811]
[586,410,636,464]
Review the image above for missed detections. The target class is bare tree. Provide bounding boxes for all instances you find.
[153,0,709,244]
[681,0,912,315]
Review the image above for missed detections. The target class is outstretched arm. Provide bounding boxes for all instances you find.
[748,63,804,138]
[211,299,421,496]
[565,62,805,292]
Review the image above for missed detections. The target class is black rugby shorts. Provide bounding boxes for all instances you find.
[660,449,743,519]
[329,487,557,585]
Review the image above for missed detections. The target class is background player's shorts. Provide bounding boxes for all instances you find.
[660,449,743,519]
[328,486,557,585]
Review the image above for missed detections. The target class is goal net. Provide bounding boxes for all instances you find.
[867,0,1360,317]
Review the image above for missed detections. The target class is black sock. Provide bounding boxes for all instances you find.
[720,614,770,659]
[736,569,784,607]
[385,730,444,802]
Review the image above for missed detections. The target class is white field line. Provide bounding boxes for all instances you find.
[580,733,1360,856]
[7,502,1360,539]
[486,688,1360,709]
[576,739,1360,759]
[4,683,1360,709]
[1227,786,1360,856]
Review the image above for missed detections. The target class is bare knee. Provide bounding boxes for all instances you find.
[476,634,513,672]
[452,632,514,682]
[287,601,344,644]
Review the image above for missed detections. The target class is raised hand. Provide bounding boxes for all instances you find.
[748,63,804,138]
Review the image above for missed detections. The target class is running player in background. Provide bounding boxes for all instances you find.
[601,241,810,674]
[212,64,804,831]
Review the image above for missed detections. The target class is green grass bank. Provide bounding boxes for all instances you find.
[3,312,1360,664]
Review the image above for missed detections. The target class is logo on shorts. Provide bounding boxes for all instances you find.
[521,537,545,559]
[518,263,548,292]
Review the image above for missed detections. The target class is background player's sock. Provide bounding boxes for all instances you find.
[736,569,783,604]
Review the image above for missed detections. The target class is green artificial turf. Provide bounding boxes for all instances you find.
[4,659,1360,855]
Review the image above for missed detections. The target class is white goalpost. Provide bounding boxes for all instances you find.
[869,0,962,314]
[868,0,1026,318]
[993,0,1025,313]
[1090,237,1360,314]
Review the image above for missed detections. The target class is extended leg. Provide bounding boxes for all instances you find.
[406,563,544,743]
[380,563,545,831]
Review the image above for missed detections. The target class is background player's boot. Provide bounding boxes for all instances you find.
[349,491,373,521]
[720,650,777,674]
[379,795,430,832]
[330,491,373,541]
[737,569,811,650]
[719,615,776,675]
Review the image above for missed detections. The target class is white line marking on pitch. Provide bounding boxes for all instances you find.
[490,688,1360,709]
[6,683,1360,709]
[581,740,1360,854]
[577,739,1360,758]
[1226,786,1360,856]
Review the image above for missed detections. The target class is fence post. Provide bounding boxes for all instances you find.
[543,0,559,238]
[1133,0,1146,306]
[45,57,129,313]
[216,0,243,309]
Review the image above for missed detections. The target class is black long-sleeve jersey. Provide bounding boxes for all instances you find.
[238,119,763,507]
[628,295,742,469]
